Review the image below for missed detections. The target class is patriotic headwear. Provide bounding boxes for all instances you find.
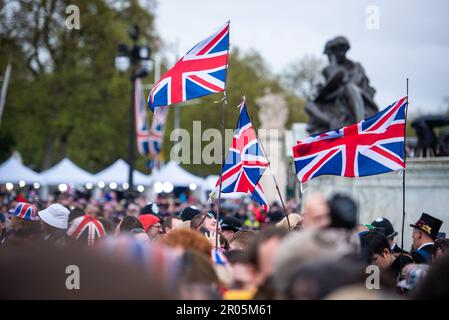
[9,202,39,221]
[67,215,106,246]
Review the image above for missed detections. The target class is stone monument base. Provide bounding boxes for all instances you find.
[300,157,449,250]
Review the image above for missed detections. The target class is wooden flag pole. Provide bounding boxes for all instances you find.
[215,20,231,249]
[245,95,291,229]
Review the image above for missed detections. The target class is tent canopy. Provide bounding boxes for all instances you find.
[152,161,204,188]
[95,159,152,186]
[41,158,95,185]
[0,156,42,184]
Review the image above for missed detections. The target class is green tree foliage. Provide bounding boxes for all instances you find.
[0,0,306,177]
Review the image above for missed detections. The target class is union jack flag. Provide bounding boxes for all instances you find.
[149,106,168,159]
[148,22,230,111]
[215,97,269,212]
[67,215,106,246]
[293,97,408,183]
[135,78,151,156]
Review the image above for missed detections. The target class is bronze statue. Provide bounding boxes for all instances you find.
[305,36,378,133]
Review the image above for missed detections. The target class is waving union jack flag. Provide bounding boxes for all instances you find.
[293,97,408,183]
[215,97,269,212]
[148,22,230,111]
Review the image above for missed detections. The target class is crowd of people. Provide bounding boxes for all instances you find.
[0,186,448,299]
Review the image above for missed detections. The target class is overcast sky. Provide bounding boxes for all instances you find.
[153,0,449,116]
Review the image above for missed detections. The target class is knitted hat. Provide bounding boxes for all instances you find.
[138,214,161,232]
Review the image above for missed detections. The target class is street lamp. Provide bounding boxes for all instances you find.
[115,25,152,199]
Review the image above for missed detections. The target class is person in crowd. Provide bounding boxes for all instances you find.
[126,203,140,218]
[371,217,405,254]
[228,230,257,251]
[7,202,41,241]
[0,213,7,243]
[140,202,161,219]
[302,193,331,230]
[328,193,358,230]
[138,214,163,240]
[276,213,303,230]
[67,214,107,246]
[220,215,243,241]
[360,230,413,279]
[163,215,184,233]
[410,213,443,263]
[413,255,449,299]
[191,212,220,234]
[180,206,201,221]
[224,250,257,294]
[160,228,212,259]
[432,238,449,262]
[247,227,289,291]
[38,203,70,245]
[396,263,429,297]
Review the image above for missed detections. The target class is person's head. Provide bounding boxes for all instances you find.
[328,193,358,230]
[229,230,257,251]
[85,204,99,217]
[180,206,201,221]
[410,213,443,250]
[191,212,219,233]
[225,250,257,291]
[432,238,449,262]
[140,202,160,216]
[138,214,162,239]
[360,231,394,270]
[248,227,289,286]
[67,215,106,246]
[178,250,221,299]
[38,203,70,231]
[371,217,398,248]
[413,255,449,299]
[68,207,85,223]
[302,193,330,230]
[119,215,143,234]
[163,215,183,233]
[275,213,303,230]
[126,203,140,217]
[397,263,429,296]
[220,216,243,241]
[160,228,212,259]
[8,203,41,238]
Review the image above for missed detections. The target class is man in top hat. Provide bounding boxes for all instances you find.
[410,213,443,264]
[371,217,407,254]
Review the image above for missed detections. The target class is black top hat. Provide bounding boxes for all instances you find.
[221,216,242,233]
[371,217,397,240]
[410,213,443,240]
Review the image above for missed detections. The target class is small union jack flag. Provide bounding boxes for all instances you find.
[148,22,230,111]
[293,97,408,183]
[215,97,269,212]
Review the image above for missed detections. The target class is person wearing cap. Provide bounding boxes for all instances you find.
[138,214,163,240]
[180,206,201,222]
[67,215,106,246]
[371,217,406,254]
[8,202,41,241]
[397,264,429,297]
[221,216,243,241]
[410,213,443,264]
[38,203,70,244]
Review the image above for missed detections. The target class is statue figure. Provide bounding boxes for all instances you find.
[411,115,449,157]
[305,36,378,133]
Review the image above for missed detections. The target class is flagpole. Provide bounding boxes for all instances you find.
[401,78,409,260]
[216,20,231,249]
[245,96,291,229]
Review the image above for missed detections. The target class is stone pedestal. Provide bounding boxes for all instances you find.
[301,157,449,250]
[256,90,288,206]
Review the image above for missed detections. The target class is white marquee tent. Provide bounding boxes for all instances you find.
[95,159,152,186]
[40,158,95,185]
[0,156,42,184]
[151,161,204,188]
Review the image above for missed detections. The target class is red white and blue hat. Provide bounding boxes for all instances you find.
[67,215,106,246]
[9,202,39,221]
